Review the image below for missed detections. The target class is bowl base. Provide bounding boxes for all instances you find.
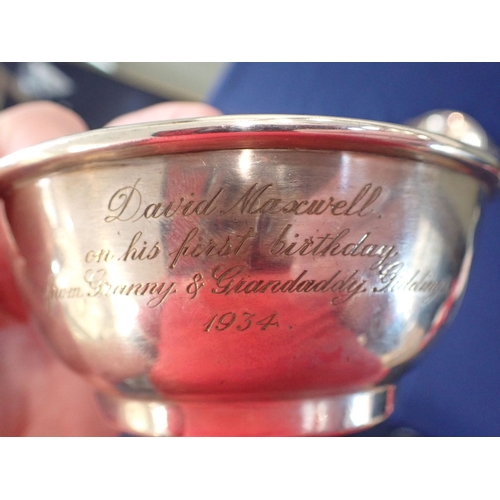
[96,385,395,437]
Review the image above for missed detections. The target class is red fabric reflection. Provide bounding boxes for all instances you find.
[150,270,388,402]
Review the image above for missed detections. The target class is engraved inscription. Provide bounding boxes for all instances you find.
[203,311,280,332]
[119,231,161,261]
[105,180,224,222]
[46,276,83,309]
[220,183,382,217]
[374,262,451,297]
[47,176,451,316]
[270,224,398,269]
[186,273,205,299]
[85,248,114,263]
[84,269,176,308]
[210,265,367,304]
[104,181,383,223]
[168,227,256,269]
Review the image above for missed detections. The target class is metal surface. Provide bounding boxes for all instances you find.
[0,113,497,436]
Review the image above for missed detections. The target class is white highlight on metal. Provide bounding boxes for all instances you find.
[238,149,254,178]
[347,392,371,428]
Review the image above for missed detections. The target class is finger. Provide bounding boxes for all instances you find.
[106,101,222,127]
[0,102,88,322]
[0,101,87,157]
[0,102,116,436]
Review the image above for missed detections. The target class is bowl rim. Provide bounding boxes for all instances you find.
[0,114,498,192]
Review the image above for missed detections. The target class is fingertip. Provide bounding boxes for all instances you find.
[0,102,88,322]
[0,101,88,157]
[106,101,222,127]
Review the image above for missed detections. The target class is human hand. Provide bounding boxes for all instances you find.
[0,100,221,436]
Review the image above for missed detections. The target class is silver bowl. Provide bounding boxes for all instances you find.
[0,113,498,436]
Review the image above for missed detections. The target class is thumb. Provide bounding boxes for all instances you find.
[0,102,88,321]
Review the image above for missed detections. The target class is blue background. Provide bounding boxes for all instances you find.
[208,63,500,436]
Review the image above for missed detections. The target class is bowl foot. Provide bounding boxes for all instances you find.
[96,386,394,437]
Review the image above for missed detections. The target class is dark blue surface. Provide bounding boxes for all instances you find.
[209,63,500,436]
[2,63,166,129]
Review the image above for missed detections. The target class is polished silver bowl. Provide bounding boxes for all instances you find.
[0,112,498,436]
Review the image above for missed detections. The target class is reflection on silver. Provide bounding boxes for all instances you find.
[97,393,184,437]
[408,109,490,152]
[0,112,497,436]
